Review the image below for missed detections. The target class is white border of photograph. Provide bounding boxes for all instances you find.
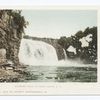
[0,5,99,96]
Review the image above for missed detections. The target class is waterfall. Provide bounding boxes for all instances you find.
[18,39,58,66]
[63,49,67,60]
[18,39,96,67]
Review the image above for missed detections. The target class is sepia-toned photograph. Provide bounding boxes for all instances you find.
[0,9,97,83]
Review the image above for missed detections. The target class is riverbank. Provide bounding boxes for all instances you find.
[0,65,28,82]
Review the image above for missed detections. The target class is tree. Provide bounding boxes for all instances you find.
[58,27,97,64]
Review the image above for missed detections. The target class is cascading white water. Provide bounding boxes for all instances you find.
[18,38,96,82]
[18,39,58,66]
[63,49,67,59]
[19,38,96,67]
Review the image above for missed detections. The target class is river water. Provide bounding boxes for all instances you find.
[19,39,97,82]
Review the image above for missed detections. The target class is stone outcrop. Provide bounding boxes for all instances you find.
[0,10,26,65]
[23,35,66,60]
[0,49,6,64]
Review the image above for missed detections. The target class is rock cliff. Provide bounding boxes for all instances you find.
[0,10,26,65]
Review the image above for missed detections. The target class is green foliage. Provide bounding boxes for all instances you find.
[0,10,27,34]
[58,36,71,49]
[75,30,84,38]
[58,27,97,64]
[10,10,27,34]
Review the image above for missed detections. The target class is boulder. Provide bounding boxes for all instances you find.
[0,49,6,64]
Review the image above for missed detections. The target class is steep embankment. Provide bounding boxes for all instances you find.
[0,10,27,82]
[0,10,26,65]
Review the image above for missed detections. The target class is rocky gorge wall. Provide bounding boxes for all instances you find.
[0,10,26,65]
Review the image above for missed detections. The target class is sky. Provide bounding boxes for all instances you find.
[22,10,97,39]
